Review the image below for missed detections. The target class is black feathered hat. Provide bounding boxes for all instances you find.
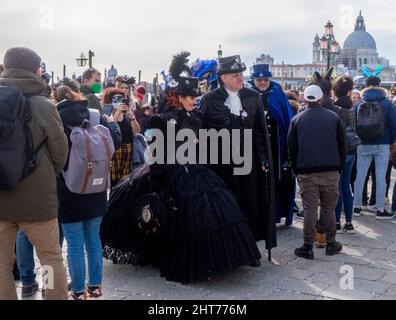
[168,51,200,97]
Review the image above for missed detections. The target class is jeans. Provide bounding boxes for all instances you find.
[336,155,356,223]
[16,231,36,287]
[354,145,390,211]
[16,224,64,287]
[62,217,103,293]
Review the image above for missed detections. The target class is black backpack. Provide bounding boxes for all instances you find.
[0,86,48,191]
[357,100,385,142]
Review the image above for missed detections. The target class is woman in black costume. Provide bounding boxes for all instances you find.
[100,52,261,284]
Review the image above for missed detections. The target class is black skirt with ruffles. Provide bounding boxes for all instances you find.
[100,163,261,284]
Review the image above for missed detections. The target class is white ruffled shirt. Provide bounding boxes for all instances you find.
[224,88,243,116]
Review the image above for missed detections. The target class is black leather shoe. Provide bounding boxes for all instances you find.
[326,242,343,256]
[249,260,261,267]
[295,244,314,260]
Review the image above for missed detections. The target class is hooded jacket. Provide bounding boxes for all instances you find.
[359,86,396,145]
[0,69,68,222]
[56,99,122,224]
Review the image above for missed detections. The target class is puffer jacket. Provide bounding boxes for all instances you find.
[359,86,396,145]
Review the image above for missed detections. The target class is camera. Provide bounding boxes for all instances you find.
[122,97,130,105]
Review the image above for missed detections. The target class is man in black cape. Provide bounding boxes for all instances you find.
[200,55,277,262]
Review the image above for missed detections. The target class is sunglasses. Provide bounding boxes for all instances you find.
[112,95,124,104]
[255,77,270,82]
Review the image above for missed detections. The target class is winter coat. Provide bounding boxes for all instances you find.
[0,69,68,222]
[288,104,347,175]
[359,86,396,145]
[334,95,356,129]
[200,86,277,250]
[56,99,122,224]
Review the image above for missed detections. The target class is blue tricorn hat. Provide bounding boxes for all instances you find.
[251,64,273,78]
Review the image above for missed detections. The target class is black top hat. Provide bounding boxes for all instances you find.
[169,77,200,97]
[168,51,200,97]
[217,55,246,75]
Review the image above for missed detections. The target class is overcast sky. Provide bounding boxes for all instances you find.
[1,0,395,81]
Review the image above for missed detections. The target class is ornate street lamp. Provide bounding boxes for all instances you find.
[330,40,339,54]
[320,34,338,70]
[325,21,334,36]
[76,53,88,67]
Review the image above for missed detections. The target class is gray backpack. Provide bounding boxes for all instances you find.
[62,109,115,194]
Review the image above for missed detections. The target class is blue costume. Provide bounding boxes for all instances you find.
[251,64,295,226]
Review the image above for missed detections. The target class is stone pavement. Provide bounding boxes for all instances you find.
[18,203,396,300]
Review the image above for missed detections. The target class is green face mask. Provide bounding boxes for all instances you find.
[90,83,102,94]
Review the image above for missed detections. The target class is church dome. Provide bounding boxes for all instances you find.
[344,31,377,50]
[343,12,377,50]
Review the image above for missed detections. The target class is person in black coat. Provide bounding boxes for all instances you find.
[54,86,121,299]
[200,55,276,261]
[250,64,295,227]
[100,52,261,284]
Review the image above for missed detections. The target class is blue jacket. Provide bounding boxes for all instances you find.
[359,86,396,145]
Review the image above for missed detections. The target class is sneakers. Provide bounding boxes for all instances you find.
[21,281,39,298]
[87,286,103,298]
[376,210,394,220]
[296,210,305,220]
[326,242,343,256]
[295,244,314,260]
[343,223,356,234]
[315,232,327,249]
[336,223,342,234]
[70,291,87,300]
[365,205,377,213]
[353,207,362,217]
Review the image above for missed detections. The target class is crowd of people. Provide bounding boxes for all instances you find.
[0,46,396,300]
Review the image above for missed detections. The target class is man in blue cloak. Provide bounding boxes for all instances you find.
[250,64,295,226]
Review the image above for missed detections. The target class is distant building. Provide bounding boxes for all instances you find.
[271,63,327,90]
[312,11,396,81]
[104,64,118,86]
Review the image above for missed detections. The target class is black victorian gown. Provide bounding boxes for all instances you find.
[100,107,261,284]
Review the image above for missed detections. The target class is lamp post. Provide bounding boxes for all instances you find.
[320,21,339,70]
[88,50,94,69]
[76,53,88,68]
[76,51,95,69]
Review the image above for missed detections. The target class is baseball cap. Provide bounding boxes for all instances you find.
[304,85,323,102]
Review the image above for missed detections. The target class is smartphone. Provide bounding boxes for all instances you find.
[102,104,113,116]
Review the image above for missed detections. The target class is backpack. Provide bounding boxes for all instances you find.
[62,110,115,194]
[0,86,48,191]
[357,100,385,142]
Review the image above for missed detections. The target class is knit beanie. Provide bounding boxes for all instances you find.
[3,47,41,74]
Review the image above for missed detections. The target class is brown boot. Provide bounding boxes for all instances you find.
[315,232,326,249]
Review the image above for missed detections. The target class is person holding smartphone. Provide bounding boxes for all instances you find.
[102,88,141,187]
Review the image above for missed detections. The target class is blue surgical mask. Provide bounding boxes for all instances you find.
[112,102,121,109]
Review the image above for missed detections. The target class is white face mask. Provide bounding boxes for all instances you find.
[112,102,121,109]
